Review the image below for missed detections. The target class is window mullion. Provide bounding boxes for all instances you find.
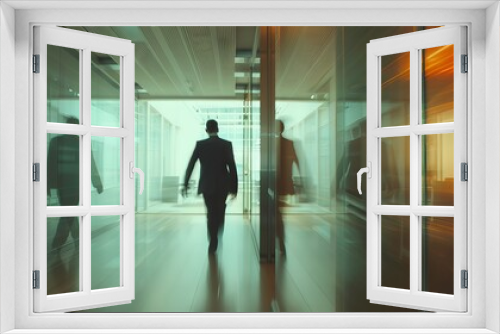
[82,47,92,295]
[409,47,419,294]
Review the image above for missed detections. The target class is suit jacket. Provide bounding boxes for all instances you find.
[277,136,299,195]
[184,136,238,196]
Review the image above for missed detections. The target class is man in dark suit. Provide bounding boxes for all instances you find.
[182,119,238,254]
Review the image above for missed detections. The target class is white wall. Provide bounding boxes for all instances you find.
[485,2,500,332]
[0,2,16,333]
[7,4,495,332]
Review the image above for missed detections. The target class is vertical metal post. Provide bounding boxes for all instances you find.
[243,91,250,215]
[260,27,276,263]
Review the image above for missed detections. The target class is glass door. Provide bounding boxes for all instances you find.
[33,26,140,312]
[364,26,467,312]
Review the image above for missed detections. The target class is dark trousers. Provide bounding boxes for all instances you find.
[52,216,79,250]
[203,192,227,250]
[276,198,286,252]
[52,191,79,250]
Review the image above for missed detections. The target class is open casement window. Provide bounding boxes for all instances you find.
[363,26,467,312]
[33,26,142,312]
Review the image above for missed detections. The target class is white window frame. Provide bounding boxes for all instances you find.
[366,26,467,312]
[1,1,498,333]
[33,26,136,313]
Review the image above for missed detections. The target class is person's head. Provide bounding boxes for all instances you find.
[66,116,79,125]
[205,119,219,135]
[276,119,284,134]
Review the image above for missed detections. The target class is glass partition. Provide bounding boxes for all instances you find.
[274,26,427,312]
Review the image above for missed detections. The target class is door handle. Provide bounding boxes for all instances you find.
[129,161,145,195]
[357,162,371,195]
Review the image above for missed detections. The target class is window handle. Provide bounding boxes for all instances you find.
[129,162,145,195]
[357,162,371,195]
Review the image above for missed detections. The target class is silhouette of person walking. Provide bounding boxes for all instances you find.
[183,119,238,254]
[47,116,103,251]
[276,120,300,254]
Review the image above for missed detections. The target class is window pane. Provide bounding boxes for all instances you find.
[47,45,80,124]
[381,52,410,127]
[381,136,410,205]
[92,216,121,290]
[91,136,120,206]
[421,45,454,124]
[422,133,454,206]
[91,52,121,127]
[381,215,410,290]
[47,216,80,295]
[422,217,454,294]
[47,133,80,206]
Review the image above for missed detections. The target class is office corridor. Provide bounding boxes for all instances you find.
[39,25,457,314]
[45,207,416,313]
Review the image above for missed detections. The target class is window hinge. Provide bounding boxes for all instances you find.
[461,162,468,181]
[33,270,40,289]
[461,54,468,73]
[461,270,468,289]
[33,54,40,73]
[33,163,40,182]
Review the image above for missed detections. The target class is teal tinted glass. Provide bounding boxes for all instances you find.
[91,52,121,127]
[91,216,121,290]
[47,133,80,206]
[47,45,80,124]
[91,136,121,206]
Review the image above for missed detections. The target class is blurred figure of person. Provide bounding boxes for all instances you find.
[47,116,103,251]
[335,118,400,211]
[182,119,238,254]
[276,119,301,254]
[335,119,367,209]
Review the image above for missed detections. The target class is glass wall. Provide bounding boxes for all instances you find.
[273,26,453,312]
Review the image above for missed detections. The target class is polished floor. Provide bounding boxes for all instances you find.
[73,213,275,312]
[46,204,427,313]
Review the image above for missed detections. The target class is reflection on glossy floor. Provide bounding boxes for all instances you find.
[75,213,274,312]
[276,212,415,312]
[48,210,428,313]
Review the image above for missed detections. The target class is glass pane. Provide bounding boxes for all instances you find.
[422,133,454,206]
[91,216,121,290]
[422,217,454,294]
[381,136,410,205]
[91,52,121,127]
[47,133,80,206]
[381,52,410,127]
[47,216,80,295]
[381,215,410,290]
[421,45,454,124]
[91,137,120,205]
[148,111,162,202]
[47,45,80,124]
